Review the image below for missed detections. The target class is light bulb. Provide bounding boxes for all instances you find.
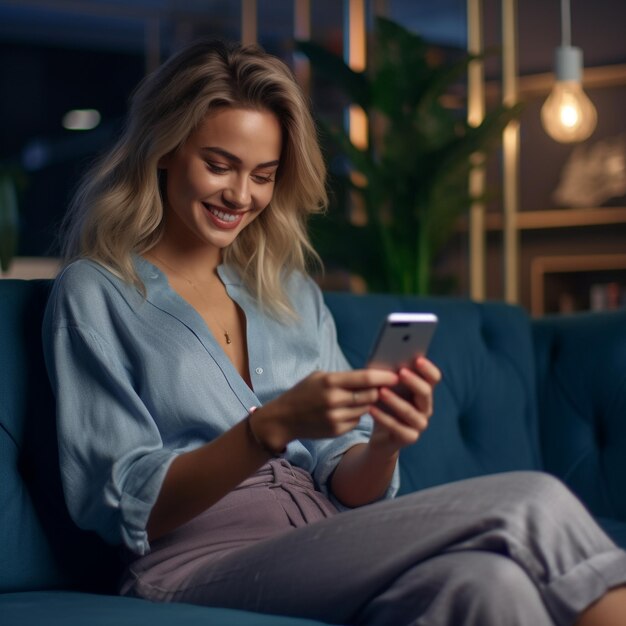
[541,46,597,143]
[541,81,597,143]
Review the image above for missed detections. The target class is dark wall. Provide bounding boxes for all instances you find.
[482,0,626,214]
[0,42,144,255]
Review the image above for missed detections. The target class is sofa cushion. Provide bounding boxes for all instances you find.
[0,280,121,594]
[596,517,626,550]
[0,591,327,626]
[324,293,542,494]
[533,309,626,527]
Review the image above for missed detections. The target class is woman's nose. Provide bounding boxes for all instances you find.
[222,176,250,209]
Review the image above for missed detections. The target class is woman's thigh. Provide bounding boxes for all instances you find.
[127,471,626,625]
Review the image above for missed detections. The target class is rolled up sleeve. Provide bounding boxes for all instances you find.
[46,322,177,555]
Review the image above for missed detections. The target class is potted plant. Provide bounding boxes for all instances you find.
[298,17,523,294]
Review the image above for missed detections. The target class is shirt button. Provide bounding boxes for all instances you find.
[255,367,264,375]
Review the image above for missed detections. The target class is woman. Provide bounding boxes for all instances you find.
[43,39,626,625]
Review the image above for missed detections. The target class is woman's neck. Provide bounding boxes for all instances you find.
[147,238,222,284]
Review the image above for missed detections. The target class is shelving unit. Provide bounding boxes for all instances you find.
[530,253,626,316]
[458,207,626,232]
[454,207,626,315]
[518,209,626,315]
[468,52,626,309]
[0,257,60,280]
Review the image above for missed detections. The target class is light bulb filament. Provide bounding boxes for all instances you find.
[560,102,579,128]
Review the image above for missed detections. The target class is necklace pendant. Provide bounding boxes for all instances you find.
[224,332,232,345]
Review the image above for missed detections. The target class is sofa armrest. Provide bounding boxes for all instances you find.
[532,309,626,524]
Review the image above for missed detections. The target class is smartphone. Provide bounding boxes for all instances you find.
[367,313,438,373]
[366,313,438,406]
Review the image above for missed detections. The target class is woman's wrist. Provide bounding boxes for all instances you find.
[364,439,400,465]
[246,409,288,457]
[366,427,403,461]
[331,442,397,508]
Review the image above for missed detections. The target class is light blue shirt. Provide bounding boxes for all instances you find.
[42,257,399,555]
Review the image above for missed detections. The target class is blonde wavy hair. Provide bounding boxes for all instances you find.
[62,39,327,319]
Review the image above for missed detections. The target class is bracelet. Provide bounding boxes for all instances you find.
[245,413,286,458]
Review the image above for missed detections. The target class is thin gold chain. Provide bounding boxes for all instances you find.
[149,253,233,346]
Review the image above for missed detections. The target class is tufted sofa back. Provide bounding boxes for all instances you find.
[533,310,626,536]
[0,280,120,594]
[323,292,542,494]
[326,292,626,547]
[2,280,624,597]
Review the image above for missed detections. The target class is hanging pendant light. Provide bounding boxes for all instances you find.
[540,0,597,143]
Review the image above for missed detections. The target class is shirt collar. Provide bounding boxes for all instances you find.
[133,254,241,289]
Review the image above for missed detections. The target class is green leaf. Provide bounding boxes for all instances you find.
[437,103,525,176]
[301,17,523,295]
[295,40,371,110]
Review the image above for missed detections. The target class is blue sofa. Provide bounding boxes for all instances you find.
[2,278,625,625]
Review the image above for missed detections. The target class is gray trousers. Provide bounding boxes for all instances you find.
[120,460,626,626]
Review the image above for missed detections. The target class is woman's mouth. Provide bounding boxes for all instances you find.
[203,203,247,230]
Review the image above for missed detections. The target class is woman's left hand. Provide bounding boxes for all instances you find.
[330,357,441,508]
[367,357,442,456]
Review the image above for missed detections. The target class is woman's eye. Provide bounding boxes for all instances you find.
[252,174,275,184]
[206,162,228,174]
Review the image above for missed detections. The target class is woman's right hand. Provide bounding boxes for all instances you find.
[148,368,399,541]
[249,369,400,452]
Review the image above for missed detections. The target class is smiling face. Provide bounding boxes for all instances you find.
[158,106,282,258]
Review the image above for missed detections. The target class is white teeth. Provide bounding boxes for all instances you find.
[207,206,239,222]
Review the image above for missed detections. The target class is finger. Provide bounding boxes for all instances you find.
[378,387,429,431]
[323,386,378,409]
[324,407,370,433]
[296,407,365,440]
[398,368,434,415]
[369,404,423,446]
[344,387,379,408]
[414,357,442,386]
[326,369,399,390]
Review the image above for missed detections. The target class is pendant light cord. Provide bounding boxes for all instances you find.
[561,0,571,47]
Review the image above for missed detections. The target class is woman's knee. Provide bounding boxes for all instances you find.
[498,471,589,520]
[356,551,553,626]
[503,470,569,497]
[448,552,553,625]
